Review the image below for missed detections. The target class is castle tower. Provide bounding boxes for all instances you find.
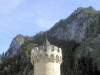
[31,40,62,75]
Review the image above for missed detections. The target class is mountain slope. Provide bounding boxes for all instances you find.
[49,7,100,42]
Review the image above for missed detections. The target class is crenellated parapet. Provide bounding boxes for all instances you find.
[31,45,62,64]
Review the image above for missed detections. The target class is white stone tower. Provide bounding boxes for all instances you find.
[31,40,62,75]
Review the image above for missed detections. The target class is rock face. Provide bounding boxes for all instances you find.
[0,7,100,75]
[6,35,24,56]
[49,7,99,43]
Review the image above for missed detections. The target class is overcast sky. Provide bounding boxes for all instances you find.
[0,0,100,54]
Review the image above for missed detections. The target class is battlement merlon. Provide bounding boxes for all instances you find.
[31,45,62,64]
[31,45,62,56]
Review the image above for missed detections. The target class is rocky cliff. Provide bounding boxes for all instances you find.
[0,7,100,75]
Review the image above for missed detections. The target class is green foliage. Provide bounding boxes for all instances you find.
[76,56,100,75]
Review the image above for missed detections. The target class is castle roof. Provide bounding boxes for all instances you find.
[45,39,50,46]
[43,39,51,51]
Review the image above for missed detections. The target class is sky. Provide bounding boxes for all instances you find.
[0,0,100,54]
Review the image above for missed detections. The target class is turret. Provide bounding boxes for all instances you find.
[31,40,62,75]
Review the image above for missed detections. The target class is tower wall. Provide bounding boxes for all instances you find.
[34,62,60,75]
[31,45,62,75]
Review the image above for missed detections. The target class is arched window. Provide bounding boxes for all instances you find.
[59,56,62,64]
[45,53,48,57]
[34,56,38,63]
[44,53,49,62]
[39,54,42,59]
[56,55,59,63]
[50,54,54,62]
